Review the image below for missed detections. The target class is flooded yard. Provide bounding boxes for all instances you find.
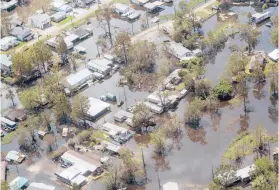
[1,2,278,190]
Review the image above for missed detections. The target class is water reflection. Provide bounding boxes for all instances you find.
[153,155,171,172]
[252,82,266,100]
[185,126,207,145]
[268,97,278,124]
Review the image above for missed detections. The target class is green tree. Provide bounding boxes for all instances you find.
[53,93,72,124]
[270,16,278,47]
[262,3,268,10]
[105,166,125,190]
[266,63,278,97]
[252,157,278,190]
[115,32,131,64]
[183,73,196,92]
[213,79,233,101]
[184,97,206,127]
[19,114,40,141]
[70,183,80,190]
[1,181,10,190]
[132,103,154,133]
[119,148,143,184]
[161,114,183,140]
[195,79,212,99]
[95,3,114,46]
[44,134,55,152]
[250,61,265,84]
[39,110,52,132]
[31,40,52,74]
[56,34,68,55]
[19,86,46,110]
[6,89,15,107]
[12,51,34,76]
[1,12,11,38]
[71,95,90,128]
[150,128,167,156]
[239,24,261,54]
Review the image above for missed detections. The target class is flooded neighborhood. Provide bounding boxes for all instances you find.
[0,0,278,189]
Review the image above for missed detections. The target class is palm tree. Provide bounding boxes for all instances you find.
[6,89,15,107]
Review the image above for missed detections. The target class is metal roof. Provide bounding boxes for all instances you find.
[58,166,81,180]
[268,49,279,61]
[61,150,99,173]
[70,174,86,186]
[9,177,29,190]
[51,11,66,19]
[10,27,31,36]
[65,68,93,86]
[64,34,79,43]
[87,97,110,118]
[169,42,191,58]
[0,54,12,67]
[30,13,50,23]
[236,164,255,179]
[114,3,129,12]
[28,182,55,190]
[144,1,164,10]
[102,122,127,133]
[114,110,134,119]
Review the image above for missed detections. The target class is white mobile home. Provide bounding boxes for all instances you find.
[63,69,94,91]
[10,27,34,41]
[87,97,111,120]
[87,59,112,75]
[143,1,164,12]
[114,3,130,14]
[252,12,271,24]
[143,102,164,114]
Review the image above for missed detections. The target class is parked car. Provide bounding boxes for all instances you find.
[117,101,124,107]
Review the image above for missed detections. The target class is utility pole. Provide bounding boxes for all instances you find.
[157,171,161,190]
[141,148,147,181]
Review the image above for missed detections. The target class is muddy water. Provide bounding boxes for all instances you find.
[129,5,278,190]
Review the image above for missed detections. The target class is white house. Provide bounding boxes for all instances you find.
[0,36,19,51]
[10,27,34,41]
[114,3,130,14]
[87,59,112,75]
[63,68,94,91]
[74,0,94,8]
[29,13,51,29]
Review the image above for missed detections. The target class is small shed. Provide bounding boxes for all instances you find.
[268,49,279,62]
[87,59,112,75]
[9,177,29,190]
[0,54,13,75]
[5,150,26,163]
[236,164,255,182]
[10,27,33,41]
[51,12,66,22]
[114,3,130,14]
[29,13,51,29]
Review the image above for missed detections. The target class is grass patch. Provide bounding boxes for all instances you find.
[113,0,129,4]
[58,16,75,26]
[175,83,186,91]
[91,131,109,141]
[195,10,212,19]
[1,131,17,145]
[159,14,174,21]
[17,41,27,48]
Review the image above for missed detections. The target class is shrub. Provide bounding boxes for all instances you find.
[178,69,188,77]
[213,79,234,101]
